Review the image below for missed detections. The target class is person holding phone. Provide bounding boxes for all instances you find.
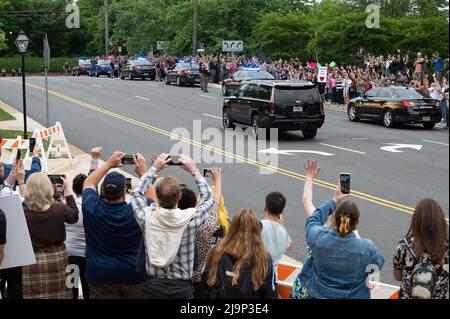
[82,151,148,299]
[298,178,384,299]
[131,153,215,299]
[0,136,42,189]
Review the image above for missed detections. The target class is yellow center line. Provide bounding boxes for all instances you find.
[4,78,446,221]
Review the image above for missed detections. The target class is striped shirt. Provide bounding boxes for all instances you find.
[131,171,214,280]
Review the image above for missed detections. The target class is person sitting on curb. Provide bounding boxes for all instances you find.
[82,151,148,299]
[131,153,215,299]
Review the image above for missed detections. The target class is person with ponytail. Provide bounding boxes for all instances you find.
[192,168,230,298]
[301,180,384,299]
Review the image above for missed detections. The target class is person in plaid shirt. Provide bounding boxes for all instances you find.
[132,153,214,299]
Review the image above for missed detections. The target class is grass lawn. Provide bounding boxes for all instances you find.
[0,108,15,121]
[0,56,78,73]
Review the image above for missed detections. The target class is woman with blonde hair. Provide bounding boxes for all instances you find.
[203,209,277,299]
[298,181,384,299]
[22,173,79,299]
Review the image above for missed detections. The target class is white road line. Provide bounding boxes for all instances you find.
[203,113,222,120]
[352,137,369,140]
[49,78,70,82]
[199,94,217,100]
[147,83,159,87]
[423,139,449,146]
[135,96,150,101]
[92,84,103,88]
[320,143,367,155]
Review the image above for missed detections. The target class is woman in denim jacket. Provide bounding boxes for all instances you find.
[300,173,385,299]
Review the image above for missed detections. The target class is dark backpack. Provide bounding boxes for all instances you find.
[208,254,255,299]
[410,255,437,299]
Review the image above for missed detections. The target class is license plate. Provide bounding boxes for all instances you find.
[293,106,303,112]
[144,73,149,75]
[423,116,431,121]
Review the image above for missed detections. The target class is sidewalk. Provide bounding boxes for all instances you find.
[0,99,140,186]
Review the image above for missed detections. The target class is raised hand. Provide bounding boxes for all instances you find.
[304,160,320,181]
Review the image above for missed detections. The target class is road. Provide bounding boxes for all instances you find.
[1,75,448,285]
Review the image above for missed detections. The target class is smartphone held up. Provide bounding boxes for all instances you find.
[340,173,351,194]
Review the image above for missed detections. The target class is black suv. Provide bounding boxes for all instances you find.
[222,80,325,139]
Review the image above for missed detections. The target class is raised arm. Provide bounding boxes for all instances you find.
[62,176,79,224]
[303,160,320,218]
[179,155,214,227]
[131,153,169,229]
[89,146,103,174]
[210,167,222,211]
[83,151,124,190]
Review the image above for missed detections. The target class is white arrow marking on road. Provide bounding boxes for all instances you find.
[147,84,159,87]
[135,96,150,101]
[92,84,103,88]
[259,147,334,156]
[320,143,366,155]
[381,143,423,153]
[199,94,217,100]
[203,113,222,120]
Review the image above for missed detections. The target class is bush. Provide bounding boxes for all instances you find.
[0,56,78,73]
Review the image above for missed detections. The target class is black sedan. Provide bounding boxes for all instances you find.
[120,59,156,80]
[347,86,442,129]
[165,62,200,86]
[222,68,275,96]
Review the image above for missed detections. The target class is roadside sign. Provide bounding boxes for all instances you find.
[318,66,328,83]
[197,48,205,53]
[157,41,167,50]
[223,40,244,52]
[43,33,51,68]
[118,46,122,53]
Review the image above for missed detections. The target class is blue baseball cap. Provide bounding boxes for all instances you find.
[102,172,126,198]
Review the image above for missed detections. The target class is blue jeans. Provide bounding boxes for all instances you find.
[441,100,449,125]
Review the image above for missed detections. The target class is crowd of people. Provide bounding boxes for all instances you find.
[83,50,450,126]
[0,134,448,299]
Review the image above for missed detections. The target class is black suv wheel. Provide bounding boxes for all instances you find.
[223,108,235,129]
[302,128,317,139]
[383,109,395,128]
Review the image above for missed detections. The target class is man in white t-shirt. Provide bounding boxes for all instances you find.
[260,192,293,283]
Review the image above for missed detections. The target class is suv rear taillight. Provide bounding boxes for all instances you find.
[268,90,275,113]
[402,101,416,107]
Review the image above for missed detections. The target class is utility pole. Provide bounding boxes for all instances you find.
[315,30,318,63]
[104,0,109,56]
[192,0,199,56]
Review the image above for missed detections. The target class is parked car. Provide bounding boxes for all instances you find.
[89,60,113,78]
[72,59,91,76]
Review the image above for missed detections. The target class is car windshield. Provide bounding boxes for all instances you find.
[179,63,199,70]
[275,86,320,104]
[245,71,274,79]
[132,60,151,66]
[391,88,430,99]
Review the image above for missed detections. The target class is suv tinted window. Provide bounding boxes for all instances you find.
[244,84,258,99]
[258,85,272,101]
[274,86,320,104]
[238,83,249,97]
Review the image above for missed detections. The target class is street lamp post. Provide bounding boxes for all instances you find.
[15,31,29,140]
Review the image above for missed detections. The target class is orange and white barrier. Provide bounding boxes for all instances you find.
[1,122,72,173]
[277,259,400,299]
